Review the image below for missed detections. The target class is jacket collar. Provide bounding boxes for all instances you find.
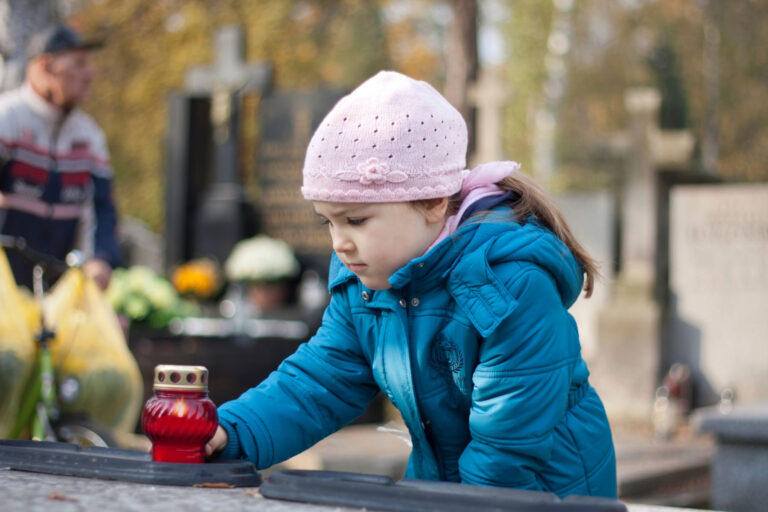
[327,252,356,291]
[21,83,66,123]
[327,207,584,311]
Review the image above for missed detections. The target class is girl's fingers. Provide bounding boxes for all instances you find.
[205,426,229,459]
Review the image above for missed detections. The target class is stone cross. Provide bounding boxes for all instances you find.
[468,68,509,167]
[185,25,270,94]
[184,25,271,183]
[591,87,695,423]
[620,88,695,287]
[184,25,271,264]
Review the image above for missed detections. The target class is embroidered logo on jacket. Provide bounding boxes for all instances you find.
[429,333,466,410]
[429,334,463,375]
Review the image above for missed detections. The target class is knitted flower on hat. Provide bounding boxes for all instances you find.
[301,71,468,203]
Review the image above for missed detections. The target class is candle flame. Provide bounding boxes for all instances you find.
[173,398,188,417]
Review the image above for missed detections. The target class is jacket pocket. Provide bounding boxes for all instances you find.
[446,251,518,337]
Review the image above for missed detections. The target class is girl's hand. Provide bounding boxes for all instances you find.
[83,258,112,290]
[205,426,229,458]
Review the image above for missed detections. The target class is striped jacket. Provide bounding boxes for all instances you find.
[0,85,120,288]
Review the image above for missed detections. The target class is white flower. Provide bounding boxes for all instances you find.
[106,269,129,308]
[145,279,177,310]
[125,265,156,293]
[225,235,300,283]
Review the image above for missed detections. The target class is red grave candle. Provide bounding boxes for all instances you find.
[141,365,218,463]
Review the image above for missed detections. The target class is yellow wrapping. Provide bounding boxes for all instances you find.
[0,248,35,438]
[43,269,144,435]
[18,287,42,335]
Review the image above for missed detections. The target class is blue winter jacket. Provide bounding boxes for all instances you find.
[218,208,617,498]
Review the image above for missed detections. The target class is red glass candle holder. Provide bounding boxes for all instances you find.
[141,365,218,463]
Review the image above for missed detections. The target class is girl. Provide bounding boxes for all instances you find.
[207,71,617,498]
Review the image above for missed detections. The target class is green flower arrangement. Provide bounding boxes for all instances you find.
[106,266,198,329]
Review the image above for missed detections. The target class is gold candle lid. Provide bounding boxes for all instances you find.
[153,365,209,391]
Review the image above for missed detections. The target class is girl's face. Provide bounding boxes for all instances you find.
[313,200,447,290]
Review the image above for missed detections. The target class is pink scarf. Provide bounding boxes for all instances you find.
[426,161,520,252]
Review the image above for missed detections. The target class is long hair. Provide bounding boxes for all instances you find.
[443,172,599,298]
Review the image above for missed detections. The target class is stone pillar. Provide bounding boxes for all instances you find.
[468,68,508,167]
[590,89,661,424]
[621,89,660,287]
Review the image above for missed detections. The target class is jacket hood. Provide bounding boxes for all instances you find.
[328,208,585,309]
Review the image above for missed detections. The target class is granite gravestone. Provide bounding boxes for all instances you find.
[668,183,768,405]
[165,94,212,268]
[256,89,346,271]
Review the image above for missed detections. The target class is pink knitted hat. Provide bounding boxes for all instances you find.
[301,71,468,203]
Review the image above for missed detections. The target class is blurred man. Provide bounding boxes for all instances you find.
[0,24,120,290]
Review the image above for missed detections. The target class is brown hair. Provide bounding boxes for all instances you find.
[420,172,599,298]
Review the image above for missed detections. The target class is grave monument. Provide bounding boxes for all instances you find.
[164,25,271,268]
[669,183,768,404]
[590,88,695,423]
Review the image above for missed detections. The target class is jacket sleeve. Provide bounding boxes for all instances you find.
[0,105,17,167]
[459,264,576,489]
[85,128,121,267]
[217,287,380,467]
[90,174,121,266]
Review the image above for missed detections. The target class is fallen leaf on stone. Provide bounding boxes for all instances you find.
[192,482,234,488]
[47,492,78,502]
[244,488,262,498]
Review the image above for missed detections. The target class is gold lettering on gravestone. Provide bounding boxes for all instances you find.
[260,102,331,254]
[261,162,303,184]
[672,185,768,293]
[669,183,768,404]
[261,142,305,160]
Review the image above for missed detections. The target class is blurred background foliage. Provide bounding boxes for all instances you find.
[56,0,768,231]
[67,0,398,231]
[501,0,768,189]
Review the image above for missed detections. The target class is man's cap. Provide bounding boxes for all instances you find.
[26,24,103,60]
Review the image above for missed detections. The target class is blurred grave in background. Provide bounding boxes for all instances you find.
[164,25,270,269]
[589,87,695,424]
[162,24,347,278]
[590,89,768,421]
[667,183,768,406]
[129,322,307,413]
